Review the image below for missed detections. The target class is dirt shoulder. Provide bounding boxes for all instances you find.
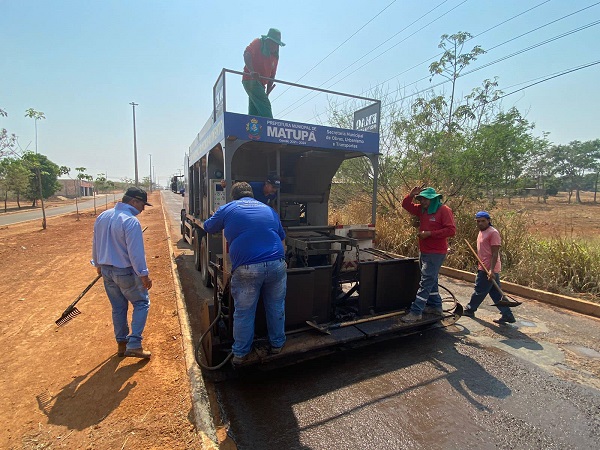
[0,192,207,449]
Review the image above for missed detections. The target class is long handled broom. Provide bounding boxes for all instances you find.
[55,274,102,326]
[464,238,521,307]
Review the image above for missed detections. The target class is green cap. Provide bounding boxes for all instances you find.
[262,28,285,46]
[416,187,443,200]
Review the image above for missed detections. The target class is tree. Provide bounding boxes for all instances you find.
[428,32,486,132]
[552,140,600,203]
[1,108,17,159]
[22,152,62,204]
[326,86,408,217]
[524,132,553,203]
[470,108,535,203]
[0,157,30,211]
[74,167,93,218]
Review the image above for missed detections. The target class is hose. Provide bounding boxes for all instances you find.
[194,277,233,370]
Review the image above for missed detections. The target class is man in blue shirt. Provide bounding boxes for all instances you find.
[249,175,280,206]
[220,175,280,206]
[92,186,153,359]
[204,182,287,365]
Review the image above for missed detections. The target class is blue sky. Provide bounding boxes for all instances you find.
[2,0,599,185]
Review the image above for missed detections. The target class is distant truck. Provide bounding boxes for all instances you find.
[170,175,184,195]
[181,69,462,370]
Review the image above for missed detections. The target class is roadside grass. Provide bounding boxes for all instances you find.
[330,195,600,303]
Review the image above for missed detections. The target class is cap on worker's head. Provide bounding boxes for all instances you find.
[125,186,152,206]
[475,211,491,220]
[262,28,285,46]
[416,187,442,200]
[267,175,281,189]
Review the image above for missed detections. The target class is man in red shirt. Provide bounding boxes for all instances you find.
[463,211,516,324]
[242,28,285,118]
[401,186,456,322]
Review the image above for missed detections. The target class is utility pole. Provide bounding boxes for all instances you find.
[149,154,152,192]
[130,102,139,186]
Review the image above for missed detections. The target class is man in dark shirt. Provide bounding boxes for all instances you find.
[249,175,280,206]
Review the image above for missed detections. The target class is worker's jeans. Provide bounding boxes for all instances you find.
[410,253,446,315]
[467,271,515,320]
[100,265,150,350]
[242,80,273,118]
[230,259,287,357]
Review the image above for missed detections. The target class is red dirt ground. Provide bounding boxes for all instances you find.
[504,191,600,239]
[0,192,214,449]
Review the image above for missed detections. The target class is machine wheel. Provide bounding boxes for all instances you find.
[200,236,213,287]
[193,229,201,271]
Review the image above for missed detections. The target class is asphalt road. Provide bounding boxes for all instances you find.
[0,195,114,226]
[162,190,600,450]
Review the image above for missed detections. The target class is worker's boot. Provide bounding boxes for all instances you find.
[401,312,422,323]
[117,341,127,357]
[124,347,152,359]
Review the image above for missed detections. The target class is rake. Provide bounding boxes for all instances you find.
[55,274,102,326]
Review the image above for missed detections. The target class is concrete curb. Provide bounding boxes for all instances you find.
[440,266,600,319]
[160,197,218,446]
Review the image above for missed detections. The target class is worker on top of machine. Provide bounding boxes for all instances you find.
[242,28,285,118]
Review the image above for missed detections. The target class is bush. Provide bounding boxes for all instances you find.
[330,197,600,302]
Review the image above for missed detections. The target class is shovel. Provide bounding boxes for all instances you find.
[464,239,521,308]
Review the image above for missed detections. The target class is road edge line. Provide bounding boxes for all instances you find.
[160,193,219,447]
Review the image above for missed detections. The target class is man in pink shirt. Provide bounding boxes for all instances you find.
[401,186,456,322]
[463,211,516,324]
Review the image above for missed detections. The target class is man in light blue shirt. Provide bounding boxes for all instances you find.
[92,187,153,358]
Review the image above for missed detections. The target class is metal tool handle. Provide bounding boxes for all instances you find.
[464,238,505,296]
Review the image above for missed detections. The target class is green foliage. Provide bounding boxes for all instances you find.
[0,157,31,208]
[551,139,600,203]
[338,197,600,300]
[1,108,17,159]
[21,152,62,201]
[428,31,486,131]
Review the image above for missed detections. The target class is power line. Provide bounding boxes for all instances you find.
[462,20,600,76]
[496,59,600,100]
[302,1,599,123]
[303,0,555,123]
[279,0,462,117]
[487,1,600,52]
[372,0,556,95]
[309,8,600,118]
[272,0,400,103]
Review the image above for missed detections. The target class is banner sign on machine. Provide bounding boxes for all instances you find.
[223,112,379,154]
